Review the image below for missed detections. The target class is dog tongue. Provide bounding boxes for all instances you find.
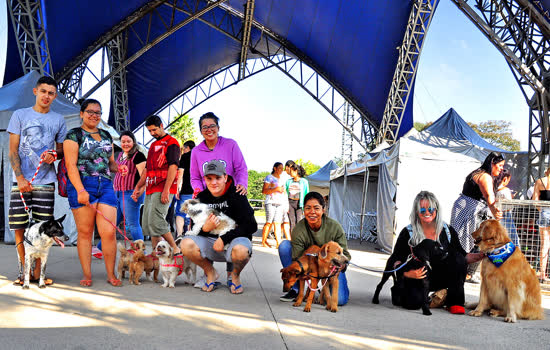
[54,237,65,248]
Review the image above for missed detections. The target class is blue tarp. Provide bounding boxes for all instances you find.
[4,0,418,134]
[306,160,338,188]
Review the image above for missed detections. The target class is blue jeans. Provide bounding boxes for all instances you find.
[502,211,520,247]
[278,240,349,306]
[98,190,144,251]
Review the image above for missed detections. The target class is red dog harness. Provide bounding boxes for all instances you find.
[161,255,184,276]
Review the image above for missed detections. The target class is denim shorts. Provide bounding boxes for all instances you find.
[538,209,550,228]
[67,176,117,209]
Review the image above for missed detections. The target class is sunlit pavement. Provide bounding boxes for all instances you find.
[0,224,549,349]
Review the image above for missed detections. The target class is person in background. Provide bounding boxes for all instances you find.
[450,152,504,284]
[496,169,520,247]
[261,162,285,248]
[190,112,248,196]
[285,163,309,233]
[132,115,181,254]
[532,167,550,283]
[64,99,120,287]
[279,160,294,239]
[175,140,196,237]
[8,75,66,286]
[95,131,146,257]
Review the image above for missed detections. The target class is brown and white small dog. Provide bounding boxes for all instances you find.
[317,241,349,313]
[280,245,321,312]
[117,240,146,280]
[155,241,196,288]
[142,251,160,283]
[469,220,545,322]
[180,199,236,242]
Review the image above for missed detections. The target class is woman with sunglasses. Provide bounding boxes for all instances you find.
[391,191,484,315]
[63,99,121,287]
[450,151,504,283]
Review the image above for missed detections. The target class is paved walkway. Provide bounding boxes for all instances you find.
[0,224,549,349]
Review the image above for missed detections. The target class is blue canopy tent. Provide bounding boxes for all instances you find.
[306,160,338,196]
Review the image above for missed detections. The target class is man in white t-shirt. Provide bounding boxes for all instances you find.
[8,75,67,286]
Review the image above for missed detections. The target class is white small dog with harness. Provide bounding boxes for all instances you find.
[155,241,196,288]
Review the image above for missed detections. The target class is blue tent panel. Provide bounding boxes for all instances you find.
[307,160,339,188]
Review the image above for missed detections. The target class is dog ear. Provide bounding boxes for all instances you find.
[56,214,67,223]
[320,245,328,259]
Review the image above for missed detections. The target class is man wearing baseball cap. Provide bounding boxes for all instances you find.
[179,160,257,294]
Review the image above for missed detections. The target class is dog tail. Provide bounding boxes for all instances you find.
[117,242,128,256]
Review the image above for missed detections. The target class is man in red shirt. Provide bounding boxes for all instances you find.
[132,115,181,253]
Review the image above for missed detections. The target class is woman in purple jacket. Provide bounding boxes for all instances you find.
[190,112,248,196]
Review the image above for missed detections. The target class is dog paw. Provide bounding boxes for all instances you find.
[161,284,167,288]
[22,284,30,289]
[504,316,517,323]
[468,310,482,317]
[38,284,46,289]
[303,306,311,312]
[489,309,502,317]
[372,298,380,304]
[327,305,338,313]
[169,285,175,288]
[423,310,432,316]
[292,302,302,307]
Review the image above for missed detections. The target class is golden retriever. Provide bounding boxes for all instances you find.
[469,219,544,322]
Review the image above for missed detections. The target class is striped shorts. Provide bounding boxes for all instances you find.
[9,183,55,230]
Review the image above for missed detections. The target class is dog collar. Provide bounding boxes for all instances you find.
[487,242,516,268]
[24,236,34,246]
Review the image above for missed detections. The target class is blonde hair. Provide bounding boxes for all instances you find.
[408,191,443,247]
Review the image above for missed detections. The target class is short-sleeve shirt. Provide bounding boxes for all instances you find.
[7,107,67,184]
[66,128,113,179]
[288,180,301,200]
[178,151,193,195]
[264,174,283,205]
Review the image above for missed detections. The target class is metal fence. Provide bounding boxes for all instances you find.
[498,199,550,283]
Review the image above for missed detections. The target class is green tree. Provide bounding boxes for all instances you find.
[168,114,197,145]
[414,121,433,131]
[468,120,520,152]
[295,159,320,176]
[247,170,269,200]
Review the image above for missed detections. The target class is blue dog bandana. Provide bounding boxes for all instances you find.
[486,242,516,268]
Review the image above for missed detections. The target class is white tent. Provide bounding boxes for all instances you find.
[1,71,120,243]
[329,108,528,252]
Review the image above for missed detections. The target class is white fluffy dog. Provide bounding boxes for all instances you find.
[155,241,196,288]
[180,199,236,240]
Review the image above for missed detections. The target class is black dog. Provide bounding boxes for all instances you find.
[22,215,68,289]
[372,239,447,315]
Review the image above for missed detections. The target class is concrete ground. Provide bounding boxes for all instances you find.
[0,219,549,350]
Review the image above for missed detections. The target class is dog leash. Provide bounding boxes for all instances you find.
[347,255,414,274]
[305,265,339,291]
[88,203,136,250]
[19,150,57,217]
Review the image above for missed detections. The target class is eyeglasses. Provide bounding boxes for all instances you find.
[201,124,218,131]
[419,207,436,214]
[85,110,102,117]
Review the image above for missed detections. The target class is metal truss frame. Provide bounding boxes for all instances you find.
[341,102,356,163]
[377,0,439,145]
[54,0,377,150]
[107,33,131,131]
[451,0,550,190]
[8,0,54,76]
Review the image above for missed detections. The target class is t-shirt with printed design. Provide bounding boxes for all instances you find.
[7,107,67,184]
[264,174,283,205]
[66,128,113,179]
[288,181,301,200]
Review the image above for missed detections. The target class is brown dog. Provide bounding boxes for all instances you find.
[129,249,146,285]
[117,240,146,279]
[142,251,161,283]
[280,245,321,312]
[469,220,545,322]
[317,241,349,313]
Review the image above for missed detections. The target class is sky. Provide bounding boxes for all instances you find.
[0,1,530,172]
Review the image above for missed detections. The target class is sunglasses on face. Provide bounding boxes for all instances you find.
[419,207,436,214]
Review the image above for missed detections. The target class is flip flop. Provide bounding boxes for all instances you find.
[107,278,122,287]
[79,279,93,287]
[202,281,221,292]
[228,281,243,294]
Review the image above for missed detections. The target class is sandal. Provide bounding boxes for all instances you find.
[107,278,122,287]
[228,281,243,294]
[79,279,93,287]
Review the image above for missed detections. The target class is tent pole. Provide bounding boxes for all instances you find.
[359,167,370,243]
[341,163,348,225]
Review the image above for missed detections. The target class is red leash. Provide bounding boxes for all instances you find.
[19,150,57,214]
[88,201,136,250]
